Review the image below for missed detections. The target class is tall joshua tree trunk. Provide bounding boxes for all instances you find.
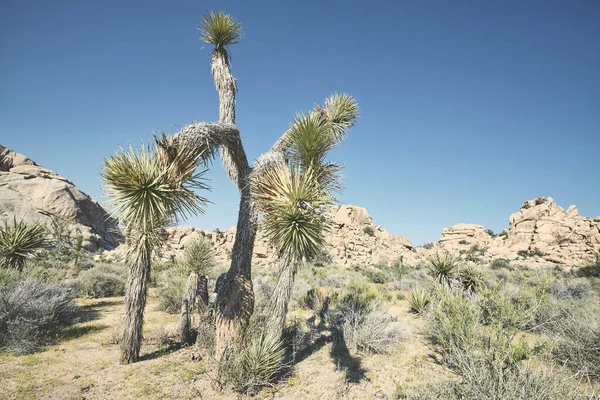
[120,248,151,364]
[210,47,256,360]
[179,272,199,345]
[267,258,300,338]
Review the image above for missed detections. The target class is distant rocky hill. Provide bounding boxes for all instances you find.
[0,145,120,251]
[438,197,600,266]
[136,198,599,268]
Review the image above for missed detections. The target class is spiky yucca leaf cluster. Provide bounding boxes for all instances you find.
[253,95,359,263]
[427,252,458,287]
[405,287,431,315]
[253,163,332,262]
[242,334,285,384]
[316,92,359,142]
[0,218,47,271]
[200,11,242,51]
[101,141,209,231]
[178,236,214,275]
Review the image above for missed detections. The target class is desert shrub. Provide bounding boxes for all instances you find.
[458,239,469,245]
[337,286,403,354]
[156,273,186,314]
[311,249,333,268]
[517,247,545,258]
[479,282,549,331]
[71,264,126,298]
[402,366,582,400]
[490,257,511,270]
[427,252,458,286]
[549,278,592,300]
[0,279,79,354]
[576,255,600,278]
[404,287,430,315]
[422,289,586,399]
[362,267,389,284]
[387,258,411,279]
[362,226,375,237]
[537,300,600,381]
[457,264,485,292]
[421,242,435,250]
[484,228,497,237]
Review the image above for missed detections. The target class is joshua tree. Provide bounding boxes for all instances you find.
[177,236,214,345]
[252,101,358,338]
[0,218,47,272]
[101,139,209,363]
[167,11,358,359]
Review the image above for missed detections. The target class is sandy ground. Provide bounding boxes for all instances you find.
[0,294,455,400]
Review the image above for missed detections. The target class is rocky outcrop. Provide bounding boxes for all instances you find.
[439,197,600,266]
[0,145,120,251]
[105,205,417,267]
[438,223,492,247]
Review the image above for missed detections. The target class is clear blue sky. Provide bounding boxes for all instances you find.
[1,0,599,245]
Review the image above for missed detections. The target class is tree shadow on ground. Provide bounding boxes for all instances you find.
[139,342,182,361]
[78,300,120,323]
[59,324,110,342]
[284,317,366,384]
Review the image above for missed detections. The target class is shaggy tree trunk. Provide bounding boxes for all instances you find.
[120,248,151,364]
[267,258,300,338]
[197,274,209,308]
[179,272,199,345]
[210,48,257,361]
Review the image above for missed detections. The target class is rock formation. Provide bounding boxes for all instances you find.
[439,197,600,266]
[105,204,418,267]
[0,145,120,251]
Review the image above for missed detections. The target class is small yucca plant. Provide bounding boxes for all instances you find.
[242,334,285,386]
[405,287,431,315]
[178,236,214,276]
[0,218,47,271]
[458,265,485,292]
[427,252,458,287]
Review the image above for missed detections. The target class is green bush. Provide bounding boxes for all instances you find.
[156,272,186,314]
[537,299,600,381]
[337,285,403,354]
[71,264,126,298]
[490,258,511,270]
[362,267,389,284]
[0,279,79,354]
[576,255,600,278]
[517,248,546,258]
[402,366,583,399]
[362,226,375,237]
[419,288,587,399]
[550,278,592,300]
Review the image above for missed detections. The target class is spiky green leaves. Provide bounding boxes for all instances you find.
[0,218,47,271]
[179,237,214,275]
[242,334,285,385]
[427,252,458,287]
[200,11,242,51]
[253,162,333,262]
[316,93,359,142]
[101,140,209,232]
